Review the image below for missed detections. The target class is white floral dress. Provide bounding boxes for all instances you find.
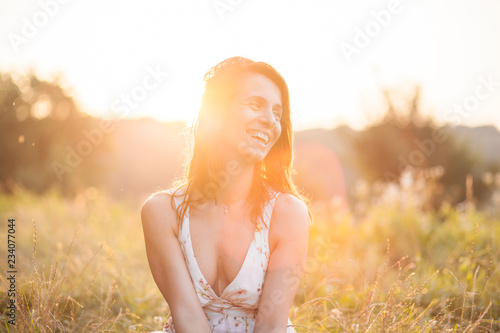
[162,189,297,333]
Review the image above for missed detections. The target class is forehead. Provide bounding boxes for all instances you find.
[235,72,282,104]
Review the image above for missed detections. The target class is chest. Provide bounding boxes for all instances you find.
[187,205,276,295]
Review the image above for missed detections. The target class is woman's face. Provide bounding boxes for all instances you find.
[219,72,283,164]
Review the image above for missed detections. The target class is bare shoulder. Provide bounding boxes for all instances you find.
[271,193,310,243]
[141,190,178,236]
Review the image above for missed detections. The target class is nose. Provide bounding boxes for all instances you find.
[259,107,277,128]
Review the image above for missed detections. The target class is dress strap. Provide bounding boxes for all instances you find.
[261,188,281,230]
[164,188,186,210]
[163,188,189,236]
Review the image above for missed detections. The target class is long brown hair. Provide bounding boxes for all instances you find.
[169,56,310,225]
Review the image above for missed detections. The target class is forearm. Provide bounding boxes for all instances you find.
[253,324,288,333]
[171,312,211,333]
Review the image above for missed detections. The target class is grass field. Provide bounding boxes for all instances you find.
[0,180,499,332]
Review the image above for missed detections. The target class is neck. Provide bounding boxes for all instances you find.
[215,162,255,205]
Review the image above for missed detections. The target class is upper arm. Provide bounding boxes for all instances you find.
[254,194,310,331]
[141,193,209,328]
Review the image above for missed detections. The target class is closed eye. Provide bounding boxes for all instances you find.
[273,107,282,121]
[249,101,262,110]
[240,100,262,110]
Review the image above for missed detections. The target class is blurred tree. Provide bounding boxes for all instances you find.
[0,71,111,195]
[353,85,480,208]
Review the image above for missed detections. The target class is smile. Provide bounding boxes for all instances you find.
[247,130,270,146]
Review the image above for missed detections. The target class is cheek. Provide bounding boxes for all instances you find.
[273,125,282,143]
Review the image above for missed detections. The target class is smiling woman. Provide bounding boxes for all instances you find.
[141,56,311,333]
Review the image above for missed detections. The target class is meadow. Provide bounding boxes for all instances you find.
[0,171,499,332]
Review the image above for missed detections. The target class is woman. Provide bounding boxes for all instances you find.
[141,56,311,333]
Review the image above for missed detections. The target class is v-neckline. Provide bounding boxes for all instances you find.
[185,206,257,299]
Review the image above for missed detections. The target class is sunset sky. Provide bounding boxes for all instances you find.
[1,0,499,130]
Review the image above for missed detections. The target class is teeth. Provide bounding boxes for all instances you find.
[248,131,269,145]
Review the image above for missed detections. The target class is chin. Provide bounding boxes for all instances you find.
[244,150,267,164]
[236,140,265,160]
[237,145,269,164]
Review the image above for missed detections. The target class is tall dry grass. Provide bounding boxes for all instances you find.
[0,175,499,332]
